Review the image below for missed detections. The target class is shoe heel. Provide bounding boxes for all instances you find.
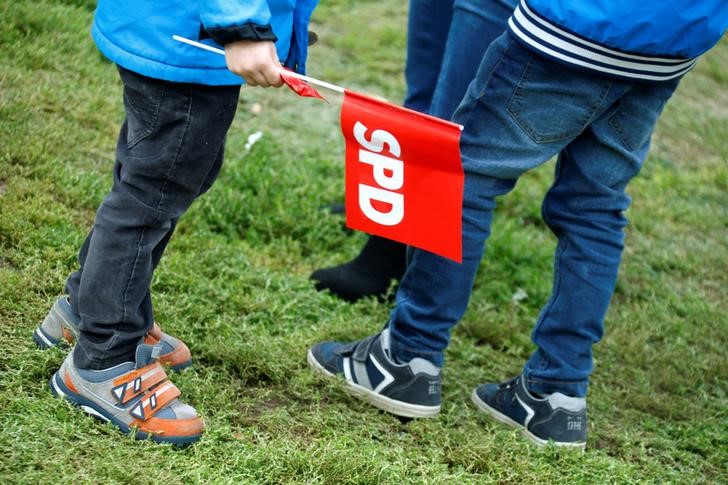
[34,326,59,349]
[49,372,67,398]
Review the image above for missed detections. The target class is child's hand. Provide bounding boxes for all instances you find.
[225,40,284,88]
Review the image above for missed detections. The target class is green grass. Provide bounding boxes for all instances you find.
[1,0,727,483]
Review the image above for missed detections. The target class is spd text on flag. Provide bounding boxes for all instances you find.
[341,91,464,262]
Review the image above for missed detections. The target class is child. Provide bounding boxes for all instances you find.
[35,0,317,445]
[308,0,727,449]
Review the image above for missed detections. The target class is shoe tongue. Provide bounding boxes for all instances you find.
[379,328,407,366]
[380,328,392,355]
[135,343,162,369]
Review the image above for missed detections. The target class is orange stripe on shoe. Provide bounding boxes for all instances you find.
[61,326,75,343]
[131,415,204,438]
[64,371,79,394]
[158,341,192,368]
[129,381,181,421]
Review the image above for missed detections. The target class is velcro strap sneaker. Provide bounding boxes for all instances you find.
[49,344,203,446]
[308,329,442,418]
[471,374,588,450]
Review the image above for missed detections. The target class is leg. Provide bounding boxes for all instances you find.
[387,33,628,366]
[403,0,454,112]
[523,79,680,396]
[308,34,634,423]
[310,0,454,301]
[70,67,239,370]
[429,0,516,119]
[66,140,225,316]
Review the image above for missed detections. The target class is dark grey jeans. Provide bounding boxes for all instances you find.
[67,67,240,370]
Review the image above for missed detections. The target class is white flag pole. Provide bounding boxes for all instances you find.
[172,35,345,94]
[172,35,463,130]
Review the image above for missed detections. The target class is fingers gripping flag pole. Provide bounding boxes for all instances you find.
[172,35,340,97]
[173,35,464,262]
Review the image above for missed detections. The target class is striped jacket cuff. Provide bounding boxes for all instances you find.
[507,0,696,82]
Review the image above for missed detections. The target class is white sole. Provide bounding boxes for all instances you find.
[50,374,66,397]
[34,328,54,347]
[471,389,586,450]
[37,301,78,348]
[307,349,440,419]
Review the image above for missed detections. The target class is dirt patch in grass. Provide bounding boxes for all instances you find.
[0,179,7,195]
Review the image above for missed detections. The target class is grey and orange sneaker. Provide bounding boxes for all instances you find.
[50,344,203,445]
[308,329,442,418]
[471,374,587,449]
[34,296,192,370]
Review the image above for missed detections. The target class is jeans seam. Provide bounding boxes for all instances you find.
[608,106,635,151]
[124,76,165,149]
[532,239,566,361]
[92,327,123,367]
[155,85,194,215]
[531,157,568,361]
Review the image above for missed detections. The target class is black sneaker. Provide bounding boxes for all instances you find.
[308,329,441,418]
[471,375,587,449]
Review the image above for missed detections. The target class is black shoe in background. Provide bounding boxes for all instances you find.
[310,235,407,302]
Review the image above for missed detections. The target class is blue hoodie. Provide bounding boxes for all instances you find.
[92,0,318,85]
[508,0,728,81]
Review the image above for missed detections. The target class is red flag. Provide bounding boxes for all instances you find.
[280,70,327,102]
[341,90,463,262]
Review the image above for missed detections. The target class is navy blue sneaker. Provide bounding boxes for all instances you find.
[471,375,587,449]
[308,329,441,418]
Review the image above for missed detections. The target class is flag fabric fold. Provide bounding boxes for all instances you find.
[280,69,327,101]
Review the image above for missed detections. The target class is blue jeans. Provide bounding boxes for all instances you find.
[66,67,240,369]
[403,0,453,113]
[405,0,515,120]
[389,33,680,397]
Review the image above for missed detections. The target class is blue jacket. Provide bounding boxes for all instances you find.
[92,0,318,85]
[508,0,728,81]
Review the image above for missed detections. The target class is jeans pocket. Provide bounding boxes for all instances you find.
[119,67,165,149]
[607,80,678,151]
[507,55,613,144]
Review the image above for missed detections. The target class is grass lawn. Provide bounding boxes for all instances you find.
[1,0,726,482]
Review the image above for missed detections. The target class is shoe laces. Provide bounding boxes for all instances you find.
[499,377,519,390]
[498,377,520,403]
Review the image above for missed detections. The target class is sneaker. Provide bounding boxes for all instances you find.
[471,374,587,449]
[34,296,192,370]
[307,329,441,418]
[49,344,203,445]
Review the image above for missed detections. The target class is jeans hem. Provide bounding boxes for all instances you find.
[389,338,444,367]
[73,345,136,371]
[523,370,588,398]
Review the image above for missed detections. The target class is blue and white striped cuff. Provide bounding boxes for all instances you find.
[507,0,696,82]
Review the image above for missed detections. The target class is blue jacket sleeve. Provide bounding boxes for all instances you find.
[283,0,319,74]
[198,0,278,45]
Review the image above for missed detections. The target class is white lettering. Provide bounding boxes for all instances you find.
[353,121,401,158]
[358,149,403,191]
[358,184,404,226]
